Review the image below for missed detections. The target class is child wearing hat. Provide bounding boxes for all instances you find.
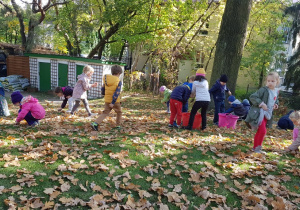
[185,68,210,130]
[277,110,294,130]
[225,95,247,118]
[0,82,10,116]
[11,91,45,127]
[159,86,172,113]
[209,74,231,125]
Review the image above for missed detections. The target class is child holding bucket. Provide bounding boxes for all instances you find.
[285,111,300,153]
[209,74,231,125]
[185,68,210,130]
[159,86,172,113]
[245,71,280,154]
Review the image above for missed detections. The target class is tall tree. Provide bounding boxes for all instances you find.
[209,0,252,94]
[285,3,300,93]
[0,0,69,52]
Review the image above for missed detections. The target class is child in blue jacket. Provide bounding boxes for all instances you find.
[209,74,231,125]
[169,84,192,128]
[225,95,247,117]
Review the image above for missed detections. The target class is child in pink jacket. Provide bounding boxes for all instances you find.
[11,91,45,127]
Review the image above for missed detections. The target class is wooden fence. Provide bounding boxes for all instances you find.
[6,55,30,79]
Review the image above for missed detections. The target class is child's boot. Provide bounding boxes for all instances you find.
[91,122,99,131]
[253,145,266,154]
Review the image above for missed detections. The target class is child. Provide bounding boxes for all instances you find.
[71,65,98,116]
[285,111,300,152]
[245,72,280,154]
[168,83,192,128]
[10,91,45,127]
[54,86,74,112]
[182,75,196,112]
[209,74,231,125]
[186,68,210,130]
[277,110,294,130]
[225,95,247,118]
[91,65,123,131]
[0,82,10,116]
[160,86,172,113]
[241,99,251,120]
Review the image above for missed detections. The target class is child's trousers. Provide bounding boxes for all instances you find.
[95,102,122,126]
[253,117,267,149]
[188,101,209,130]
[169,99,183,125]
[213,100,225,123]
[71,98,91,115]
[67,97,75,112]
[19,110,39,126]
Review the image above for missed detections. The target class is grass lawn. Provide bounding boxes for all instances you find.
[0,92,299,209]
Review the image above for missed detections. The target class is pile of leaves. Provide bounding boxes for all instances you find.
[0,94,299,209]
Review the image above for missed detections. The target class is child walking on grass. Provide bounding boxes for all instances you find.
[245,72,280,154]
[11,91,45,127]
[91,65,123,131]
[285,111,300,152]
[54,86,74,112]
[185,68,210,130]
[159,86,172,113]
[71,65,98,116]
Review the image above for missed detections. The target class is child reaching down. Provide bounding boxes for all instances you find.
[54,86,74,112]
[285,111,300,152]
[11,91,45,127]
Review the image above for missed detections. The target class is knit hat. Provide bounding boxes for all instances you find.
[11,91,23,104]
[228,95,236,102]
[159,86,166,92]
[196,68,206,76]
[220,74,228,83]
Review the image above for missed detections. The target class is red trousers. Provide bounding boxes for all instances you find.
[169,99,183,125]
[253,117,267,148]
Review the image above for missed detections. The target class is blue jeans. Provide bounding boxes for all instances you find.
[213,100,225,123]
[166,100,170,112]
[182,103,188,113]
[19,109,39,126]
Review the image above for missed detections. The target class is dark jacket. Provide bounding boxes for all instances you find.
[170,85,191,104]
[209,80,230,102]
[245,86,279,128]
[225,99,247,116]
[277,110,294,130]
[61,86,73,108]
[242,99,251,113]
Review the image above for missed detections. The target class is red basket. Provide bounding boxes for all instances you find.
[182,112,202,129]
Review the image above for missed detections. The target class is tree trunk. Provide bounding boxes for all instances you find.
[209,0,252,94]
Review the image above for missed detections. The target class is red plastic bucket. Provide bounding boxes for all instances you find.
[218,113,227,128]
[182,112,190,127]
[181,112,202,129]
[227,115,239,129]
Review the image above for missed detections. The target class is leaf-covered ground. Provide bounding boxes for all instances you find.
[0,93,299,209]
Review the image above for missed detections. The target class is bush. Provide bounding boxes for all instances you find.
[234,88,256,101]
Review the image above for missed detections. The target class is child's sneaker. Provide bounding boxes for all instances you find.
[168,124,173,128]
[91,122,99,131]
[31,121,39,127]
[253,146,266,154]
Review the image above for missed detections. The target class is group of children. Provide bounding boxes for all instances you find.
[0,65,299,154]
[160,69,300,154]
[0,65,123,132]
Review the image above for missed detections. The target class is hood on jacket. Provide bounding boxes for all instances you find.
[231,99,241,105]
[21,95,38,105]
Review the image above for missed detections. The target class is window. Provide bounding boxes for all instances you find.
[195,51,205,68]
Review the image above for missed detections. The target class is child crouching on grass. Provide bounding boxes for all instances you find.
[285,111,300,153]
[11,91,45,127]
[91,65,123,131]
